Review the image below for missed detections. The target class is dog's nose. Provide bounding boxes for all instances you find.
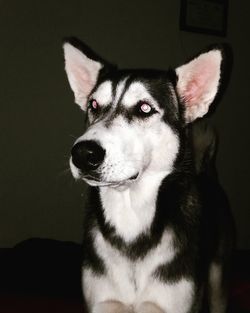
[71,140,105,171]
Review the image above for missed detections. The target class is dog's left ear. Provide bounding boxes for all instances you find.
[175,47,224,123]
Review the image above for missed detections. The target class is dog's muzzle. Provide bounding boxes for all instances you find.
[71,140,105,173]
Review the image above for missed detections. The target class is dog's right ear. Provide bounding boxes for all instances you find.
[63,37,111,110]
[175,46,225,123]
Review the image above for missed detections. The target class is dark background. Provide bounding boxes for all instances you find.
[0,0,249,249]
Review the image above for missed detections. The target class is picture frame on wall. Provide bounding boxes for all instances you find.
[180,0,228,37]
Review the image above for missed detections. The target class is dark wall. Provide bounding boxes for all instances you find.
[0,0,249,248]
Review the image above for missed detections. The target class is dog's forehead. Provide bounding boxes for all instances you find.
[122,82,153,107]
[92,76,159,108]
[91,80,113,105]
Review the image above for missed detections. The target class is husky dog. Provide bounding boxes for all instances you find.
[63,38,234,313]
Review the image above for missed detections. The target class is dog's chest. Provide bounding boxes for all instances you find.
[99,173,168,242]
[93,228,176,302]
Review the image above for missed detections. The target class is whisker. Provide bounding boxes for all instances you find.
[57,167,71,177]
[69,134,78,140]
[62,155,71,161]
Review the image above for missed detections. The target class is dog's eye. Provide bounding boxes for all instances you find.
[136,102,157,117]
[88,99,99,112]
[140,103,152,114]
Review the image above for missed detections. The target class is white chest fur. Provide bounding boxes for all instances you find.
[97,226,175,290]
[99,172,168,242]
[83,229,194,313]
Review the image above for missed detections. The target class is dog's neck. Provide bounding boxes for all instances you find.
[99,170,168,243]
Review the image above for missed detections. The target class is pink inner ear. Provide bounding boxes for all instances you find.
[183,63,215,107]
[71,64,93,94]
[184,79,201,106]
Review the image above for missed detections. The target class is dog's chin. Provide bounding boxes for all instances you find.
[82,172,140,188]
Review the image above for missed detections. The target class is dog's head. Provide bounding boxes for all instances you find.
[63,38,224,188]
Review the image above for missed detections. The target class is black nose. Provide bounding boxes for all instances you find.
[71,140,105,171]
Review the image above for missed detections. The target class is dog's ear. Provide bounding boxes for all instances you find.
[175,46,224,123]
[63,37,112,110]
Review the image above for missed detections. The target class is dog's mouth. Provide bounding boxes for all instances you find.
[82,172,140,187]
